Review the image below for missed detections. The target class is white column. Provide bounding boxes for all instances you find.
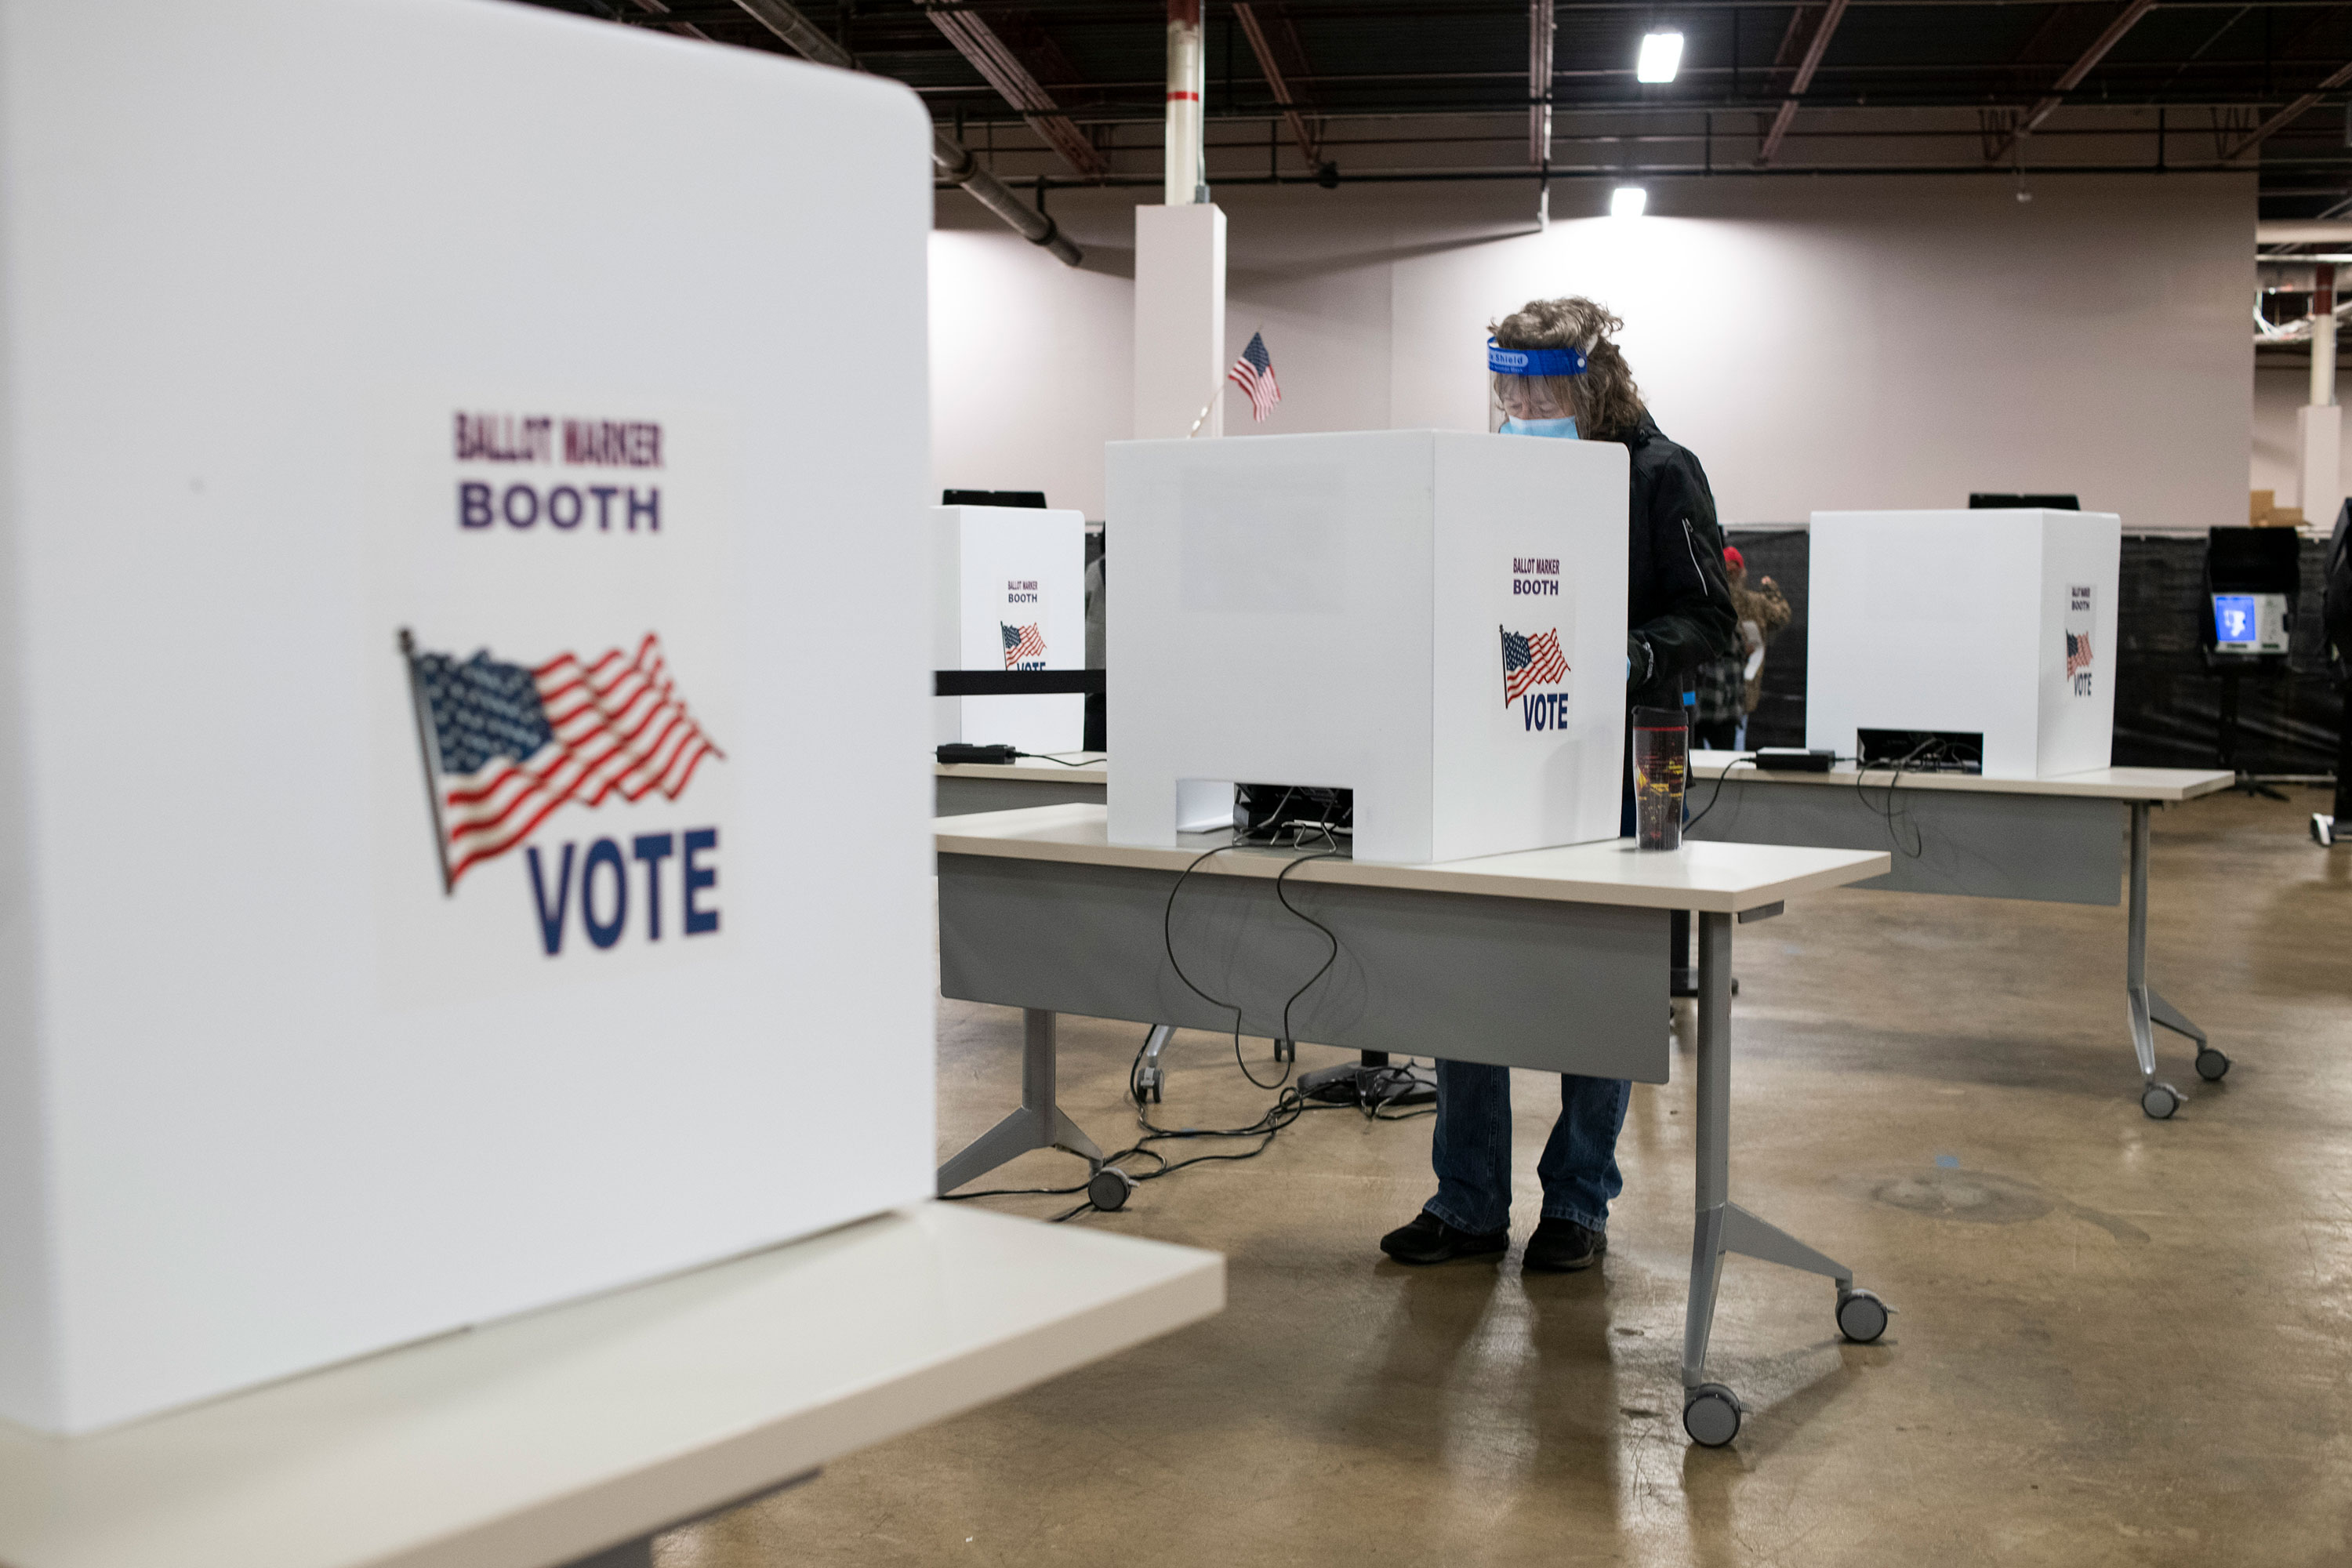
[1133,203,1227,440]
[2299,263,2343,524]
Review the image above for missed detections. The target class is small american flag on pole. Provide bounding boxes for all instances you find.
[2066,630,2093,678]
[1228,331,1281,422]
[1501,626,1570,706]
[399,630,723,891]
[1002,622,1046,668]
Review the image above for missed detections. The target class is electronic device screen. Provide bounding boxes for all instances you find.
[2212,592,2290,653]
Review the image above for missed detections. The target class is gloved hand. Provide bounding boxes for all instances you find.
[1625,633,1653,689]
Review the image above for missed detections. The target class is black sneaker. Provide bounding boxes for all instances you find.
[1522,1218,1606,1273]
[1379,1210,1508,1265]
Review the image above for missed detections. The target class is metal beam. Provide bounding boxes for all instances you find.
[726,0,1083,264]
[2229,58,2352,158]
[1235,2,1323,165]
[622,0,713,42]
[1758,0,1849,164]
[923,5,1109,178]
[1987,0,2160,158]
[1529,0,1556,165]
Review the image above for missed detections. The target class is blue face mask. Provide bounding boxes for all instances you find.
[1501,416,1578,439]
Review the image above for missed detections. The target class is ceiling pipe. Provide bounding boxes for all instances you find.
[2260,221,2352,244]
[728,0,1083,265]
[1165,0,1207,204]
[1529,0,1555,168]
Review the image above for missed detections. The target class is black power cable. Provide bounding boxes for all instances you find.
[949,828,1439,1223]
[1682,751,1757,833]
[1160,839,1295,1089]
[1855,736,1940,858]
[1270,850,1343,1048]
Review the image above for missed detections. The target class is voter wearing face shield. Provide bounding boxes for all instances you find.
[1380,296,1738,1274]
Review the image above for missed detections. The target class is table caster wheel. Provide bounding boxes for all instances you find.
[1682,1383,1742,1447]
[2196,1048,2230,1082]
[2140,1081,2180,1120]
[1086,1167,1135,1212]
[1836,1287,1889,1343]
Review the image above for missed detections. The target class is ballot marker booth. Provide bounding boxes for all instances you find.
[0,0,942,1435]
[1105,430,1632,864]
[931,504,1090,754]
[1806,508,2122,777]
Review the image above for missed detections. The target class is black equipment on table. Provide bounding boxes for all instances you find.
[2202,526,2302,784]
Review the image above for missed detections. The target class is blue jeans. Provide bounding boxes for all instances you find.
[1424,786,1638,1236]
[1425,1064,1632,1234]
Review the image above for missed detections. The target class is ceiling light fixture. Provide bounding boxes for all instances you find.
[1613,185,1648,218]
[1636,31,1684,84]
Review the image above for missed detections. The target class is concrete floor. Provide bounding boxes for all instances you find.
[666,789,2352,1566]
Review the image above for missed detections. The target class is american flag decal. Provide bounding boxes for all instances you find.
[1501,626,1570,706]
[2066,630,2093,677]
[399,630,723,892]
[1002,622,1046,668]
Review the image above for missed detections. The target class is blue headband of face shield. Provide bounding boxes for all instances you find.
[1486,339,1588,377]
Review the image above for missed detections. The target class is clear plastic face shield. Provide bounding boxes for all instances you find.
[1486,338,1588,437]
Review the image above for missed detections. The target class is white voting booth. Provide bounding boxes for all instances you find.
[1806,508,2121,778]
[1105,430,1629,865]
[931,505,1088,753]
[0,0,938,1433]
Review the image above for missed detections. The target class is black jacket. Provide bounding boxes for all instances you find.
[1617,412,1739,706]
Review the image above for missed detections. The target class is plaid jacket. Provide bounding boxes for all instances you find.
[1693,652,1744,723]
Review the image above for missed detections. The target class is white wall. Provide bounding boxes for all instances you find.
[931,174,2254,532]
[928,226,1132,513]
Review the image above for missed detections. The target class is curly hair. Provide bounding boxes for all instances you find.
[1489,296,1646,441]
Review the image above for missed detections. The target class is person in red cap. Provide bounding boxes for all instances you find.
[1700,545,1791,750]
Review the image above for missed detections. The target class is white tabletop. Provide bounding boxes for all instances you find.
[935,803,1889,915]
[0,1206,1220,1568]
[1689,752,2233,803]
[935,752,1108,784]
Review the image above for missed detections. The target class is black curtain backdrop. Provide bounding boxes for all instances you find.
[1725,529,2346,774]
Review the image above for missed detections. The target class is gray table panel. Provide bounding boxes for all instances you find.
[936,852,1670,1083]
[1683,777,2123,905]
[937,775,1107,815]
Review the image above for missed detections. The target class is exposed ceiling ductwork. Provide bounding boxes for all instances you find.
[1757,0,1849,168]
[727,0,1083,266]
[1234,2,1323,171]
[921,4,1107,180]
[533,0,2352,221]
[2230,58,2352,162]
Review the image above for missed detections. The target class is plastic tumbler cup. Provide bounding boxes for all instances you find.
[1632,707,1689,851]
